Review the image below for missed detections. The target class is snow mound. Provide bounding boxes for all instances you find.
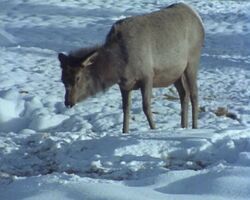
[0,88,69,132]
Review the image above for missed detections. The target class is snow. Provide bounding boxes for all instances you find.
[0,0,250,199]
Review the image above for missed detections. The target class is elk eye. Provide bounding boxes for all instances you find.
[76,76,80,82]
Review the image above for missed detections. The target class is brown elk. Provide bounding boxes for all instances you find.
[58,3,205,133]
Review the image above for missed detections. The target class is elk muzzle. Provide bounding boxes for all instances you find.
[64,88,77,108]
[64,100,75,108]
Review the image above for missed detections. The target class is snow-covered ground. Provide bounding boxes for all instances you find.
[0,0,250,199]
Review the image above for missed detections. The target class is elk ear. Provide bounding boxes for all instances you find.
[58,53,68,65]
[81,52,98,67]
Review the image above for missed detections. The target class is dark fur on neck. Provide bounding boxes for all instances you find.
[68,43,124,99]
[88,47,120,95]
[71,45,122,100]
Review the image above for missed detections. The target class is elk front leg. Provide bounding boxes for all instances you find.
[141,79,156,130]
[174,75,190,128]
[120,88,131,133]
[185,61,199,129]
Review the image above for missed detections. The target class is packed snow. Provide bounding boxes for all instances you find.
[0,0,250,199]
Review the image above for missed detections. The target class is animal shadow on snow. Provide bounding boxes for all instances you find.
[2,129,250,184]
[0,133,164,180]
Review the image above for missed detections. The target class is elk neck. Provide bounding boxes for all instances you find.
[88,46,122,95]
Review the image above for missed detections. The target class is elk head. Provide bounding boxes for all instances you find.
[58,51,98,108]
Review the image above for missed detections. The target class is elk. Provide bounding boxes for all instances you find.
[58,3,205,133]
